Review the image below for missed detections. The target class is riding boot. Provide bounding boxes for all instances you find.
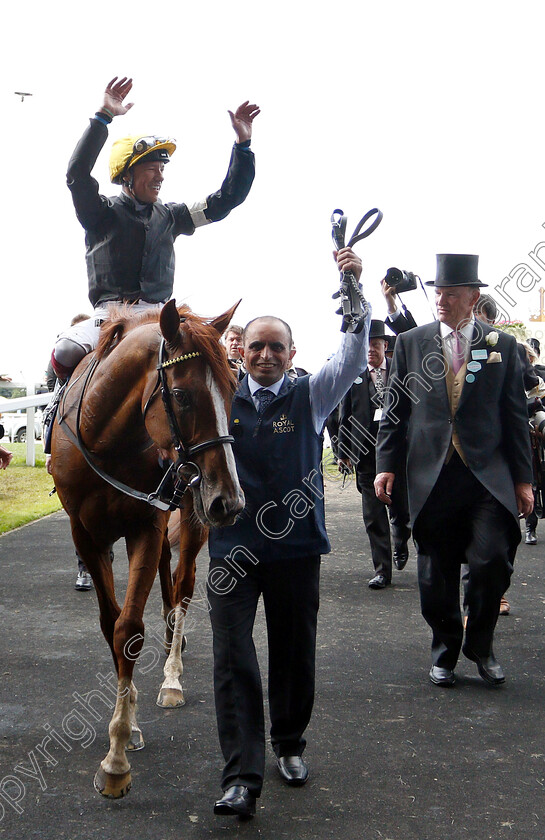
[43,378,67,455]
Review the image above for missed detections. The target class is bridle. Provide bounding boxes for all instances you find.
[58,336,234,512]
[152,337,234,508]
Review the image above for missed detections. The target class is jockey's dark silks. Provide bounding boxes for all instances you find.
[209,374,330,561]
[67,118,255,307]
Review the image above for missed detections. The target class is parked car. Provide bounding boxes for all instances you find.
[0,410,43,443]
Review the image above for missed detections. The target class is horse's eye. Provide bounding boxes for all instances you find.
[173,389,191,410]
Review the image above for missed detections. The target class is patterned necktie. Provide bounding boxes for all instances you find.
[255,388,274,415]
[451,331,464,375]
[373,368,385,405]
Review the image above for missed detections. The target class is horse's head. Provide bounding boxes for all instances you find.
[146,299,244,528]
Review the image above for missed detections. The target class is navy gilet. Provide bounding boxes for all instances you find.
[208,374,330,561]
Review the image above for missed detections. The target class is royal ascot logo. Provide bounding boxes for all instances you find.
[273,413,295,434]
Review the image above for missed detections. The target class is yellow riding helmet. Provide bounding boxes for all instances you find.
[109,135,177,184]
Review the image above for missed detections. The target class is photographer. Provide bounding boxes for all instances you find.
[338,320,411,588]
[381,273,418,335]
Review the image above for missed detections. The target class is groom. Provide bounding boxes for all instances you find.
[374,254,533,687]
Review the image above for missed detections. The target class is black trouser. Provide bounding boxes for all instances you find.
[356,461,411,581]
[208,554,320,795]
[414,454,518,669]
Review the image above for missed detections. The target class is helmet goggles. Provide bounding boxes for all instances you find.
[109,134,177,184]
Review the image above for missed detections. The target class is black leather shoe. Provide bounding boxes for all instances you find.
[368,574,389,589]
[214,785,256,818]
[276,755,309,786]
[462,646,505,685]
[429,665,456,687]
[393,549,409,570]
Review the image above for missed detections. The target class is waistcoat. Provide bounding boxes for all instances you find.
[444,361,468,465]
[208,375,330,561]
[86,195,190,306]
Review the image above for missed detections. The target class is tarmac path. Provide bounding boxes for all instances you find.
[0,478,544,840]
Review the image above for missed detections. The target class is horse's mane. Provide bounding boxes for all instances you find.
[95,304,237,396]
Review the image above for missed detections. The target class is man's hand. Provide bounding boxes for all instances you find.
[228,101,260,144]
[101,76,134,117]
[515,482,534,518]
[338,457,353,476]
[334,247,363,283]
[381,277,398,315]
[374,471,395,504]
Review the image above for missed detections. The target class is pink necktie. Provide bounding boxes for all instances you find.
[452,331,463,374]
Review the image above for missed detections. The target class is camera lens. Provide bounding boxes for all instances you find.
[386,267,403,284]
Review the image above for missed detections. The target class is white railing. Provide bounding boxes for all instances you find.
[1,392,52,466]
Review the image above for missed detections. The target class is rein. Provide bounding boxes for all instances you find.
[58,338,234,511]
[331,208,380,334]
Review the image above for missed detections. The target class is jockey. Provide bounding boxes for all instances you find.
[51,76,259,382]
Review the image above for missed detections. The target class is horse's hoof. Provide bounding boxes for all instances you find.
[156,687,185,708]
[126,729,145,751]
[93,766,132,798]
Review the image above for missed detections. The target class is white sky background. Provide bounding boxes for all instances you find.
[2,1,545,383]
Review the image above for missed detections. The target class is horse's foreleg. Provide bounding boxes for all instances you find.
[157,505,207,708]
[93,679,144,796]
[158,530,176,656]
[127,681,145,751]
[157,602,187,708]
[94,675,133,798]
[95,522,165,797]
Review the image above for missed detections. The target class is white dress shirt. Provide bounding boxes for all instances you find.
[440,319,474,370]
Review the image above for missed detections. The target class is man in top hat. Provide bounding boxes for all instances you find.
[374,254,533,687]
[338,320,411,588]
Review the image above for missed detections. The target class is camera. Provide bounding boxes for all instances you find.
[385,267,418,294]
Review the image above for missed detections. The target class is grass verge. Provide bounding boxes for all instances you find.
[0,443,62,534]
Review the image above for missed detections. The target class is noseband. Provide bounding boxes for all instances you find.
[59,337,234,512]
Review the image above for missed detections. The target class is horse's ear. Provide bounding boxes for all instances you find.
[160,299,182,346]
[210,300,242,337]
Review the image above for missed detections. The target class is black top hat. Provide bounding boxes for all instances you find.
[369,319,389,340]
[425,254,487,288]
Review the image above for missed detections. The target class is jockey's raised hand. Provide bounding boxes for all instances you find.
[101,76,134,117]
[228,101,260,144]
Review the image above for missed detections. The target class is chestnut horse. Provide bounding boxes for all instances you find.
[51,300,243,798]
